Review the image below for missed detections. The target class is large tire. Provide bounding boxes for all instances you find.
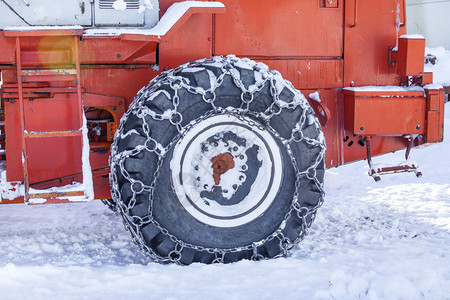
[109,56,325,264]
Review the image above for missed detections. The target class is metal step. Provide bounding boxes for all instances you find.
[2,87,79,94]
[20,68,77,76]
[20,69,77,82]
[29,190,84,200]
[24,130,82,139]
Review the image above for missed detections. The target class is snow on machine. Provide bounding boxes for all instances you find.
[0,0,445,264]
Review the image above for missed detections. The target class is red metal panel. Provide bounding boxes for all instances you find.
[302,89,342,168]
[343,90,426,135]
[214,0,343,58]
[21,49,71,66]
[261,59,343,89]
[159,14,213,70]
[421,72,433,86]
[425,88,446,143]
[0,33,157,66]
[427,90,440,111]
[397,37,425,76]
[342,135,410,165]
[80,67,156,108]
[426,111,440,143]
[344,0,402,86]
[92,169,112,199]
[0,32,17,64]
[27,136,82,184]
[4,98,23,181]
[79,39,157,64]
[24,94,80,132]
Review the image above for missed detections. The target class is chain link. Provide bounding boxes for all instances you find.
[109,56,326,264]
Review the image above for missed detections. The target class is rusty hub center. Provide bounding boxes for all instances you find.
[211,152,235,185]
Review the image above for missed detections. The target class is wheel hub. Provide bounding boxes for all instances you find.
[211,152,235,185]
[170,114,283,227]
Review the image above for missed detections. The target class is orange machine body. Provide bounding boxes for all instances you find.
[0,0,445,203]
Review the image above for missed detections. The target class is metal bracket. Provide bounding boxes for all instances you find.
[365,135,422,182]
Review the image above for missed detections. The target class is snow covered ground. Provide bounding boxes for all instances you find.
[0,106,448,299]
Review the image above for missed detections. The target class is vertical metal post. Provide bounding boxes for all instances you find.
[74,35,86,195]
[74,36,83,127]
[15,36,30,202]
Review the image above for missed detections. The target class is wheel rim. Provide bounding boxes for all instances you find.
[170,113,283,228]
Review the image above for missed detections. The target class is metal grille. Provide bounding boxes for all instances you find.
[98,0,140,10]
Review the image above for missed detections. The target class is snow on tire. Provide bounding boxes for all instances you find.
[109,56,326,264]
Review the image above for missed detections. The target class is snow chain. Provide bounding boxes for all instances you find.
[109,56,326,264]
